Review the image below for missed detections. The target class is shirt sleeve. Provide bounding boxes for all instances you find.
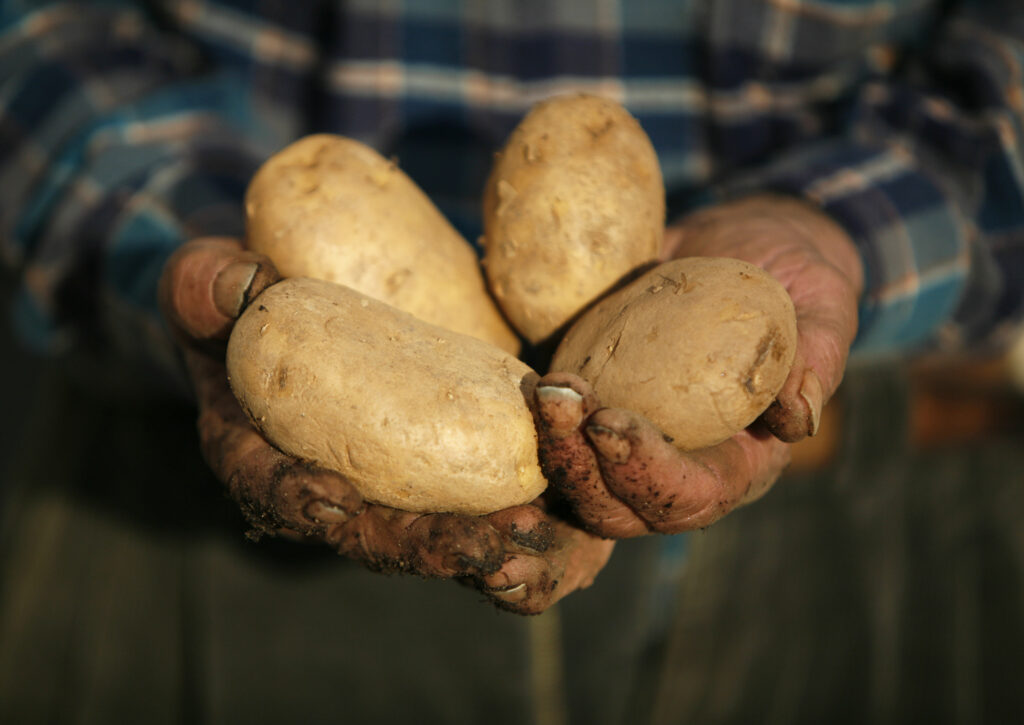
[729,0,1024,355]
[0,1,284,390]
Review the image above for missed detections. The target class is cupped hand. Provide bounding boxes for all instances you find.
[536,194,864,538]
[159,237,612,613]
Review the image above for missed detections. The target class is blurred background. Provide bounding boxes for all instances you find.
[647,350,1024,724]
[2,266,1023,724]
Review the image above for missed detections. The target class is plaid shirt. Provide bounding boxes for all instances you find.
[2,0,1023,382]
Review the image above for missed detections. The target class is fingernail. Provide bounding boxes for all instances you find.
[510,521,554,553]
[536,385,585,436]
[304,499,351,525]
[213,261,259,318]
[585,424,631,464]
[491,582,528,603]
[799,368,823,436]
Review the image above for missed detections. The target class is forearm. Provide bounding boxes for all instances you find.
[0,2,279,389]
[704,0,1024,355]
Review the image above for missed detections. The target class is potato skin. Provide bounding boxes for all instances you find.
[482,94,664,344]
[226,277,547,515]
[550,258,797,450]
[245,134,520,355]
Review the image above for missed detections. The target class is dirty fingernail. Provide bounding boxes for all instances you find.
[799,368,823,436]
[536,385,585,435]
[490,582,528,603]
[304,499,351,525]
[510,520,554,553]
[585,424,631,464]
[213,261,258,318]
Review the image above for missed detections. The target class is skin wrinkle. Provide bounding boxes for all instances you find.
[656,453,739,531]
[619,452,716,532]
[535,404,644,537]
[591,417,689,535]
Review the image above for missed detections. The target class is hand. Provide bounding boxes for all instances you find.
[535,195,863,537]
[159,237,612,613]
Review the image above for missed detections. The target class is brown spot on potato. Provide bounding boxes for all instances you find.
[588,228,612,255]
[385,268,411,294]
[586,117,614,138]
[744,324,785,394]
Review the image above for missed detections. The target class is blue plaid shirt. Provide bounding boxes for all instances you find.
[2,0,1023,382]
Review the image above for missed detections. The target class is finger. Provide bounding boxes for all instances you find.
[192,353,363,537]
[188,332,506,578]
[532,373,645,537]
[486,504,555,554]
[480,520,615,615]
[585,408,791,533]
[159,236,280,343]
[200,399,364,539]
[762,348,824,441]
[665,196,862,444]
[327,508,507,579]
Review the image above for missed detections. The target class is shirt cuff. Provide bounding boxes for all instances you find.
[14,133,263,396]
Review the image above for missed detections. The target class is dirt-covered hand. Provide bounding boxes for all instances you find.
[159,237,611,612]
[477,500,614,614]
[536,195,863,537]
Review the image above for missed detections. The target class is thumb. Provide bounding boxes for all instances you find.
[159,236,280,344]
[760,244,861,442]
[667,195,863,444]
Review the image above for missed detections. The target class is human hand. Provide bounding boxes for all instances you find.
[535,195,863,537]
[159,237,612,613]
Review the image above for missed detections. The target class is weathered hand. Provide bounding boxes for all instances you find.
[159,237,611,613]
[536,195,863,537]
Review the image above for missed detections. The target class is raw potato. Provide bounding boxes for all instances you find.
[482,94,665,343]
[551,258,797,450]
[226,277,547,515]
[246,134,520,354]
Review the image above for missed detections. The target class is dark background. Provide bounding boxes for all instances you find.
[1,270,1023,724]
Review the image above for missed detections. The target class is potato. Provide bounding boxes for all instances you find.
[482,94,664,344]
[550,258,797,450]
[245,134,520,354]
[226,277,547,515]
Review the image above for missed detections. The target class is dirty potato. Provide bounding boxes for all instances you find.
[482,94,664,344]
[226,277,547,515]
[550,257,797,450]
[245,134,520,354]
